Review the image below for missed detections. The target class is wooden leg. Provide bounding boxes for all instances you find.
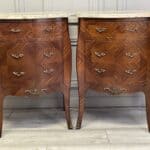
[76,93,85,129]
[0,94,4,137]
[145,91,150,132]
[63,89,73,129]
[62,95,65,111]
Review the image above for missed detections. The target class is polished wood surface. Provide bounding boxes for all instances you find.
[76,18,150,130]
[0,18,72,137]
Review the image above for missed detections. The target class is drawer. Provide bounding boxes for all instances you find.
[3,81,37,96]
[85,39,147,66]
[83,19,149,40]
[102,84,145,95]
[85,46,147,91]
[85,59,147,90]
[6,42,36,67]
[85,40,122,64]
[0,20,64,42]
[115,60,147,81]
[0,21,33,41]
[1,43,36,88]
[86,64,146,94]
[85,62,115,86]
[36,63,63,85]
[32,20,64,40]
[1,65,36,89]
[36,40,63,65]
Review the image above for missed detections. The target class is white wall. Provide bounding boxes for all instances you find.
[0,0,149,108]
[0,0,150,13]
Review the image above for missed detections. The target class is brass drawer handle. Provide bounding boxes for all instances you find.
[25,89,39,96]
[41,89,48,94]
[10,28,21,33]
[106,36,113,40]
[25,89,48,96]
[94,51,106,58]
[25,90,32,95]
[11,53,24,59]
[43,68,54,74]
[12,71,25,77]
[125,69,137,75]
[104,87,127,95]
[95,68,106,74]
[126,28,138,32]
[96,27,107,33]
[44,27,53,32]
[43,52,54,58]
[125,52,137,58]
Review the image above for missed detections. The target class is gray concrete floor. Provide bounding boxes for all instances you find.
[1,107,150,150]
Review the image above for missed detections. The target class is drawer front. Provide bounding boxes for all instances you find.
[86,64,146,94]
[1,65,36,89]
[32,20,64,40]
[3,81,37,96]
[0,19,64,42]
[85,39,147,91]
[115,40,147,89]
[36,63,63,86]
[6,42,35,66]
[0,21,33,41]
[86,40,122,64]
[36,40,63,65]
[1,42,36,88]
[85,62,115,87]
[82,19,149,40]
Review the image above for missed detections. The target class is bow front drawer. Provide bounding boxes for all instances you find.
[0,21,33,41]
[1,65,36,89]
[82,19,149,40]
[37,63,63,86]
[36,40,63,64]
[0,19,64,42]
[32,20,65,40]
[6,42,35,67]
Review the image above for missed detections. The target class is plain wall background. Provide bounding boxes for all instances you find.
[0,0,149,108]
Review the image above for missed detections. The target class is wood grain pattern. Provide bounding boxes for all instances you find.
[0,18,72,137]
[76,18,150,130]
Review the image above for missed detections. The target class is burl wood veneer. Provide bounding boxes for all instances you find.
[76,14,150,131]
[0,15,72,137]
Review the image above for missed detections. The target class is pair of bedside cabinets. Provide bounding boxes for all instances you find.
[0,12,150,137]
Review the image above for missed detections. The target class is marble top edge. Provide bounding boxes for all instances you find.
[0,12,69,19]
[0,11,150,20]
[77,11,150,18]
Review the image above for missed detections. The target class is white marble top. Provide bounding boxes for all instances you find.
[0,12,68,19]
[77,11,150,18]
[0,11,150,21]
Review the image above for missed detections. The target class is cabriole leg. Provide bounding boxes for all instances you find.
[63,88,73,129]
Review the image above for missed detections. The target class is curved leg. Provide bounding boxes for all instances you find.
[62,20,72,129]
[144,91,150,132]
[62,95,65,111]
[0,93,4,137]
[63,88,73,129]
[76,31,86,129]
[76,92,85,129]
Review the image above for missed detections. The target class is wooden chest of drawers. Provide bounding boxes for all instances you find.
[76,17,150,130]
[0,17,72,137]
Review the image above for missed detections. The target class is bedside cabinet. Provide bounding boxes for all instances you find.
[76,14,150,131]
[0,14,72,137]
